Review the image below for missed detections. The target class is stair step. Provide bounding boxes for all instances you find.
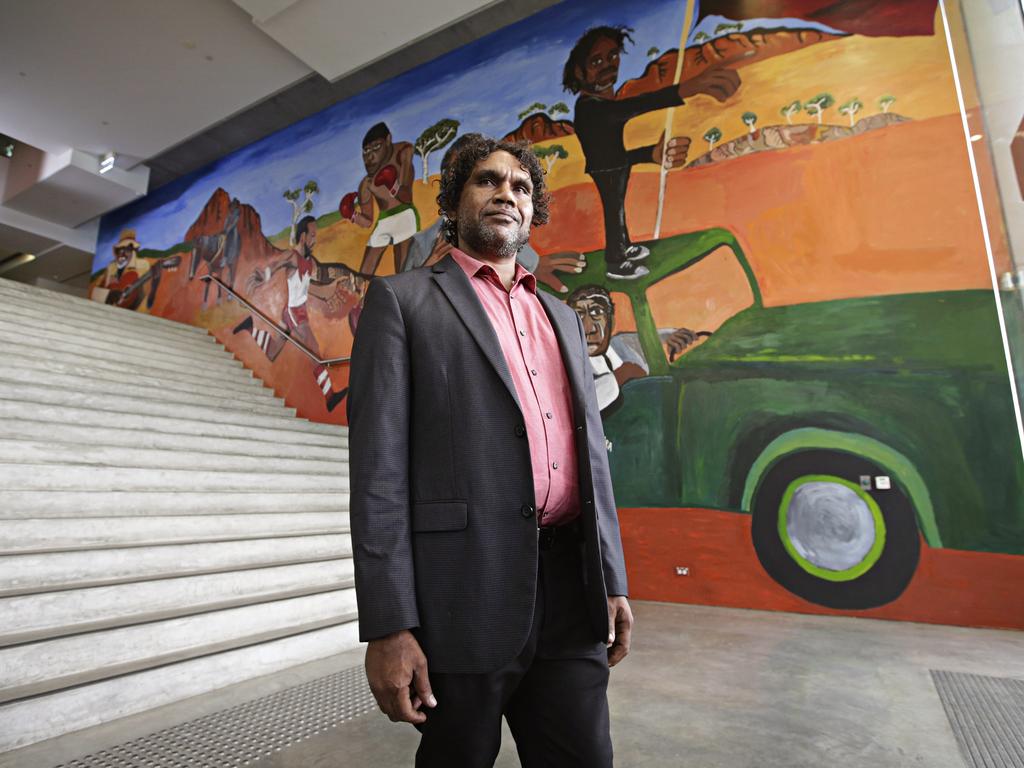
[0,440,343,477]
[2,349,280,402]
[0,294,224,354]
[1,338,263,394]
[0,400,342,446]
[0,590,358,703]
[0,512,351,553]
[0,326,244,378]
[0,490,350,517]
[0,560,355,645]
[0,534,352,594]
[0,278,210,338]
[0,623,361,753]
[0,371,293,418]
[0,382,305,430]
[0,315,238,370]
[0,463,350,493]
[0,419,347,460]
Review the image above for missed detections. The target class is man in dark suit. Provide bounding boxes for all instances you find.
[348,134,632,767]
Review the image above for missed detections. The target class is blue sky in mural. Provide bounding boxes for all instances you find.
[94,0,842,271]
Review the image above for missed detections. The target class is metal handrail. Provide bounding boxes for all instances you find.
[200,274,351,367]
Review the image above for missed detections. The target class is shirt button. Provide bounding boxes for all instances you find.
[519,329,526,337]
[515,424,526,437]
[531,369,538,376]
[521,504,534,518]
[576,425,584,432]
[552,462,559,470]
[546,412,553,420]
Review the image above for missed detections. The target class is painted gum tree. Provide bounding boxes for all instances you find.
[805,93,835,125]
[414,119,459,182]
[879,95,896,113]
[780,100,802,124]
[283,180,319,245]
[703,127,722,152]
[534,144,568,173]
[839,98,863,126]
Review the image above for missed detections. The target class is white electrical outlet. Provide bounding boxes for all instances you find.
[875,476,891,490]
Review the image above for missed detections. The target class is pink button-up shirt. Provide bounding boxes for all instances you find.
[451,249,580,526]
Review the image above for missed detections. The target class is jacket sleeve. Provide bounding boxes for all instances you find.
[347,277,420,640]
[573,311,629,597]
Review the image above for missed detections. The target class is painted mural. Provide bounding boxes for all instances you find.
[92,0,1024,628]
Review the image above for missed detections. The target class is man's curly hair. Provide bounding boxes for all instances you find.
[436,135,551,246]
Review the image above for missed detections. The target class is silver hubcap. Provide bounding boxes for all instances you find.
[786,481,876,571]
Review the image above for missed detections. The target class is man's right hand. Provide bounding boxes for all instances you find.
[679,65,741,102]
[365,630,437,724]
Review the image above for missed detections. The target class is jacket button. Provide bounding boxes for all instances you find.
[515,424,526,437]
[584,499,593,507]
[521,504,535,518]
[576,425,584,432]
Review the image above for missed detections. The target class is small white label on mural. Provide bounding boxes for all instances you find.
[875,476,891,490]
[675,566,690,576]
[859,475,872,490]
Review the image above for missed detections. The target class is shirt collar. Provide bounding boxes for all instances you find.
[450,248,536,294]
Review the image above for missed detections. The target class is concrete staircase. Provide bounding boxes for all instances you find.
[0,278,356,753]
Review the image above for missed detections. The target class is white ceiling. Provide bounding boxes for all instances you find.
[0,0,498,287]
[0,0,313,165]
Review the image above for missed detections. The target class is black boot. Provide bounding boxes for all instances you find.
[233,316,254,335]
[326,388,348,413]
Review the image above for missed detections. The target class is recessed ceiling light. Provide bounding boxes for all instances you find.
[0,135,13,158]
[99,152,116,174]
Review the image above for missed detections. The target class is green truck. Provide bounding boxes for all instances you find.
[548,229,1024,609]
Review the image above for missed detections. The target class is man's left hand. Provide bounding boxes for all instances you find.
[653,131,690,170]
[534,251,586,294]
[606,596,633,667]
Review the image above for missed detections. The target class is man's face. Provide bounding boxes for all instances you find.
[572,296,612,356]
[362,135,391,174]
[114,245,135,268]
[299,223,317,257]
[578,36,621,95]
[454,150,534,261]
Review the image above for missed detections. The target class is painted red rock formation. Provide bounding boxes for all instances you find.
[502,112,575,144]
[617,29,845,100]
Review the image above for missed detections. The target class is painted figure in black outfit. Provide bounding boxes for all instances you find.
[563,26,742,280]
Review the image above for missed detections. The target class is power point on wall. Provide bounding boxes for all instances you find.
[875,476,891,490]
[859,475,872,490]
[675,566,690,576]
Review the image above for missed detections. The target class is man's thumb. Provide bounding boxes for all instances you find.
[414,664,438,708]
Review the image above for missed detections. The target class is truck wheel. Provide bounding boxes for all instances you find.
[750,449,920,609]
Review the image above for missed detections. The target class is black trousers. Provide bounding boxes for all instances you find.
[414,529,612,768]
[589,168,633,268]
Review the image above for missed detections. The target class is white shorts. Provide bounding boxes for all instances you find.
[368,205,419,248]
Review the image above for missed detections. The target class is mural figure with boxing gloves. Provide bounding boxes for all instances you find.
[339,122,419,276]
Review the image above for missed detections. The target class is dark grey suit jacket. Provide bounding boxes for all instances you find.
[347,253,628,675]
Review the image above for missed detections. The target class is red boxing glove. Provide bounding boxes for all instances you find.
[373,165,399,196]
[339,192,358,221]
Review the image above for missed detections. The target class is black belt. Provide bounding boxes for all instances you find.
[538,519,582,551]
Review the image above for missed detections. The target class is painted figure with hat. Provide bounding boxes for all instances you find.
[98,229,151,307]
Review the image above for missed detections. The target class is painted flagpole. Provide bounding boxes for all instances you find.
[652,0,697,240]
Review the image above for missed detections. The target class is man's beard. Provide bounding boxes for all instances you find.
[459,216,529,260]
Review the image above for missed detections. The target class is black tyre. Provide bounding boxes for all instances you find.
[750,449,921,609]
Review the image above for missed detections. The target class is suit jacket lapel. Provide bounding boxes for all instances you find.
[538,290,588,416]
[431,256,523,412]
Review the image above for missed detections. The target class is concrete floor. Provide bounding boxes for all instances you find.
[6,601,1024,768]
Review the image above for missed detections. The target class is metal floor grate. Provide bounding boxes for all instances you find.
[932,670,1024,768]
[55,664,377,768]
